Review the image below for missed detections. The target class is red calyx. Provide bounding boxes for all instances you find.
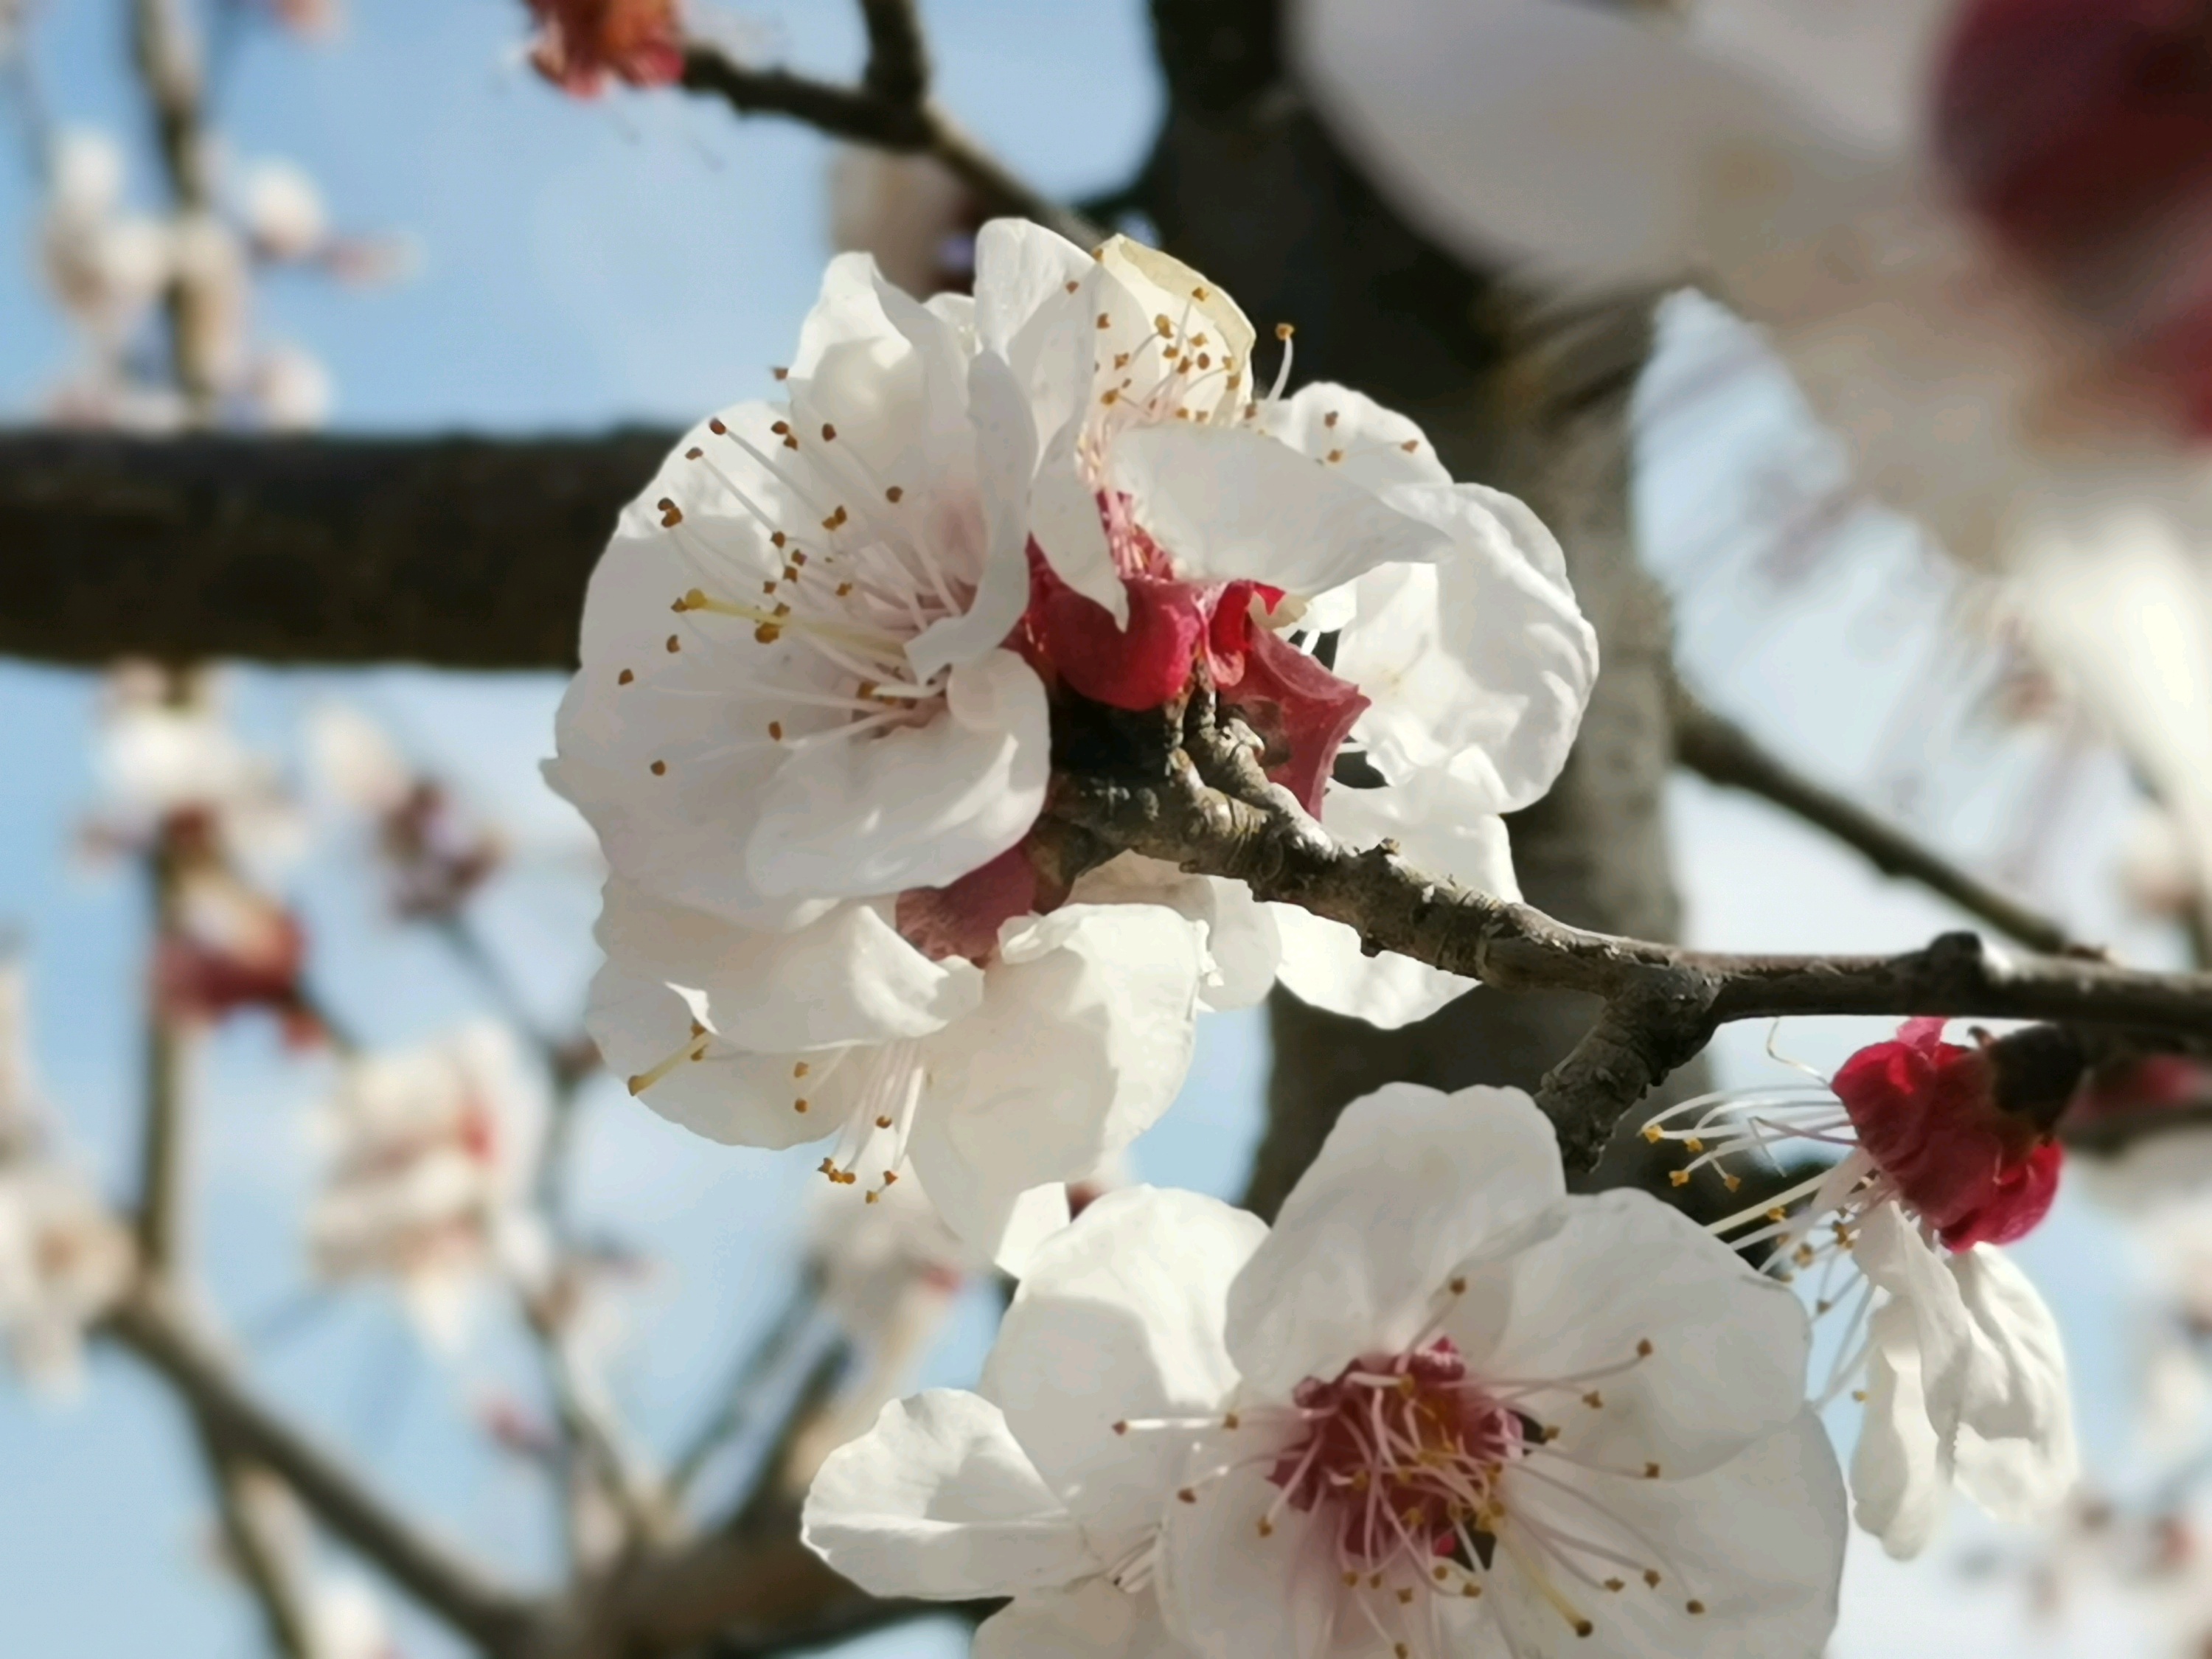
[894,844,1042,967]
[1933,0,2212,430]
[1832,1018,2062,1251]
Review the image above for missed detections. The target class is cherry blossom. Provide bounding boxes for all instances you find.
[310,705,505,918]
[307,1021,547,1346]
[524,0,684,95]
[0,1164,133,1399]
[978,223,1599,1027]
[1645,1018,2079,1556]
[1294,0,2212,936]
[585,878,1201,1264]
[39,129,173,361]
[805,1082,1846,1659]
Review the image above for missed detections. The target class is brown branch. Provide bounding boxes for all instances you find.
[1044,698,2212,1171]
[131,0,220,413]
[105,1287,535,1653]
[678,4,1097,248]
[0,431,669,669]
[1671,678,2077,956]
[204,1440,321,1659]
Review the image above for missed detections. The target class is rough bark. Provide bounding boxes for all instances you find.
[0,431,669,669]
[1136,0,1699,1217]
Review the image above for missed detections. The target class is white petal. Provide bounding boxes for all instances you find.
[801,1390,1098,1599]
[1490,1407,1847,1659]
[1112,422,1449,596]
[975,1581,1192,1659]
[1336,484,1597,813]
[1851,1307,1952,1559]
[593,881,983,1051]
[1449,1189,1811,1481]
[1947,1246,2078,1525]
[1225,1083,1565,1398]
[747,650,1048,900]
[585,956,846,1150]
[1069,854,1284,1013]
[906,352,1039,683]
[1155,1463,1343,1659]
[1256,383,1450,493]
[790,251,905,380]
[984,1188,1265,1562]
[1030,462,1124,622]
[1269,901,1472,1031]
[910,905,1205,1256]
[1852,1202,1977,1433]
[1290,0,1853,288]
[1095,236,1257,405]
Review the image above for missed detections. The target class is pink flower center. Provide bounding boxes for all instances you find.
[1270,1340,1523,1571]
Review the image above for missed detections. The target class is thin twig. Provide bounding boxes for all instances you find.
[1671,678,2076,956]
[105,1287,535,1652]
[204,1438,321,1659]
[130,0,220,414]
[136,828,192,1271]
[678,0,1097,247]
[1043,694,2212,1170]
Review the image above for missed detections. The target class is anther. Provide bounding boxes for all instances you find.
[1642,1124,1663,1144]
[1449,1276,1467,1295]
[1325,410,1340,428]
[874,1114,893,1129]
[1686,1601,1706,1616]
[1604,1579,1624,1593]
[649,760,667,776]
[771,366,788,380]
[1096,312,1110,329]
[768,721,784,741]
[1643,1463,1661,1479]
[1400,439,1419,453]
[820,423,837,442]
[821,506,848,531]
[709,417,728,434]
[685,446,703,459]
[617,669,635,685]
[793,1099,809,1113]
[1636,1339,1654,1357]
[886,485,904,503]
[658,499,684,527]
[1276,321,1295,340]
[1669,1171,1690,1188]
[771,420,790,436]
[1177,1488,1197,1504]
[665,635,681,653]
[1644,1571,1662,1588]
[1326,449,1345,463]
[1582,1391,1604,1409]
[1155,314,1173,337]
[793,1062,810,1079]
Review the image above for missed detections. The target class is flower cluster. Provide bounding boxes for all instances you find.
[0,956,133,1398]
[307,1021,548,1346]
[804,1084,1848,1659]
[550,219,1596,1262]
[1645,1019,2079,1557]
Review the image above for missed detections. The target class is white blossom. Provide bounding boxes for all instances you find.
[985,222,1599,1028]
[241,159,328,262]
[805,1082,1846,1659]
[1646,1020,2078,1557]
[586,880,1202,1265]
[307,1021,547,1346]
[1290,0,2212,927]
[40,129,174,355]
[829,146,978,299]
[0,1162,133,1399]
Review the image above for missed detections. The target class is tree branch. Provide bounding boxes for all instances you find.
[1044,697,2212,1170]
[203,1440,321,1659]
[678,1,1097,248]
[0,431,669,668]
[105,1287,535,1654]
[1671,678,2077,956]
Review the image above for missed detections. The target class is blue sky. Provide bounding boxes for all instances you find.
[0,4,2199,1657]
